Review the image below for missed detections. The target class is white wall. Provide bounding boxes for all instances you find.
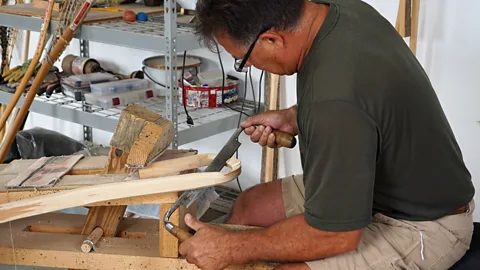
[9,0,480,219]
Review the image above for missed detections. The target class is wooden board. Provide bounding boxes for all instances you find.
[0,3,165,24]
[5,155,83,188]
[0,154,241,223]
[0,212,277,269]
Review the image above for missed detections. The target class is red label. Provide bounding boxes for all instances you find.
[71,1,91,29]
[112,97,120,106]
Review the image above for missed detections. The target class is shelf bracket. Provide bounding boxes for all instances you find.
[79,39,93,142]
[164,0,179,149]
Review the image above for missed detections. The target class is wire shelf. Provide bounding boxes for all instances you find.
[0,90,260,145]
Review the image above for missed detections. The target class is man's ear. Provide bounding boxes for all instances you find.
[259,32,285,49]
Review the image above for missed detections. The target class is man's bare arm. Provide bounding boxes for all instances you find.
[229,213,362,264]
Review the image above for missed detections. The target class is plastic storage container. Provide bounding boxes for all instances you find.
[61,72,118,101]
[62,73,118,88]
[84,88,155,109]
[90,78,150,95]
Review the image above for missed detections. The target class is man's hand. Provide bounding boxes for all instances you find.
[241,105,298,148]
[179,214,235,270]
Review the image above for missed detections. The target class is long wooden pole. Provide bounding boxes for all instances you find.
[0,0,54,134]
[0,0,94,163]
[260,72,281,183]
[409,0,420,55]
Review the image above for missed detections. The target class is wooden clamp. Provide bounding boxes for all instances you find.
[81,104,174,237]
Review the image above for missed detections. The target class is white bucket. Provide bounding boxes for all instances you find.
[142,55,202,96]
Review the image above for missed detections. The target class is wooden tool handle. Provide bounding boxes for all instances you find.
[272,129,296,148]
[169,224,193,243]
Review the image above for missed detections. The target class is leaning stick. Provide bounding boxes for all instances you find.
[0,155,241,223]
[0,0,94,163]
[0,0,55,134]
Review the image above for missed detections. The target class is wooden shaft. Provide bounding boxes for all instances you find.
[0,0,54,134]
[0,0,93,163]
[169,224,193,243]
[80,226,104,253]
[409,0,420,55]
[261,72,281,183]
[272,129,296,148]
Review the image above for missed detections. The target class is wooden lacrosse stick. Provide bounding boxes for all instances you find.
[0,0,55,134]
[0,0,94,163]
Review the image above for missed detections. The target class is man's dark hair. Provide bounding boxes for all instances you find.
[194,0,305,50]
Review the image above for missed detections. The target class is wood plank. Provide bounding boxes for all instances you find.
[4,157,48,187]
[261,72,281,183]
[0,190,178,206]
[5,155,83,188]
[0,150,196,177]
[68,155,107,175]
[0,3,165,24]
[16,212,159,236]
[0,155,241,224]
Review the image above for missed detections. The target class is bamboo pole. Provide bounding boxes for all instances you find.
[0,0,94,163]
[0,0,54,135]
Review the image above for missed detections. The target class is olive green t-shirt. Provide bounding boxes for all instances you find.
[297,0,475,232]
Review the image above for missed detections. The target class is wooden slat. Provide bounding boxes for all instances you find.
[5,155,83,188]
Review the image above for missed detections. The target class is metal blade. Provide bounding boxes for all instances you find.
[203,127,243,172]
[163,127,244,225]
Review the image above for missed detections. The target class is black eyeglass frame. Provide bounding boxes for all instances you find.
[234,27,271,72]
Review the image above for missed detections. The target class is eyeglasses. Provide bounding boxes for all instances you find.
[234,27,270,72]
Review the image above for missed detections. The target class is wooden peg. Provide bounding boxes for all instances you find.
[81,227,104,253]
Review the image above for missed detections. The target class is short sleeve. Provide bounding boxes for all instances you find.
[301,100,379,232]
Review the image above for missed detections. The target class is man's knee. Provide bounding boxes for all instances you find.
[227,180,286,226]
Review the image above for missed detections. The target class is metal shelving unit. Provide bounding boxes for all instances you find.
[0,13,202,52]
[0,90,257,145]
[0,2,259,147]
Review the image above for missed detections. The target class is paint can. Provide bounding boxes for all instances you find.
[178,75,239,108]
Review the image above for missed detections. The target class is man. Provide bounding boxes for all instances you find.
[178,0,476,269]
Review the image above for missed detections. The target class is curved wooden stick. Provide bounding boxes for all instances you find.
[0,154,241,224]
[0,0,55,133]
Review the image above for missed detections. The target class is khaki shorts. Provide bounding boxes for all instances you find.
[281,174,475,270]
